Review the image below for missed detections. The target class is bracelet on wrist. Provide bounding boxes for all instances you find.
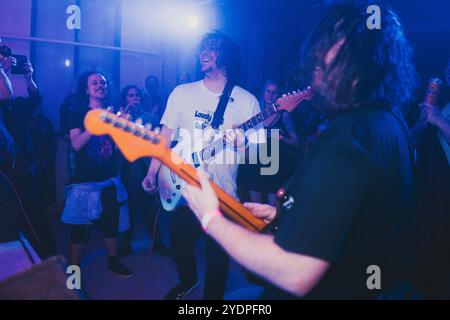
[201,209,221,232]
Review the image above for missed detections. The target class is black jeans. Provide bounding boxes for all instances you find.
[169,206,229,300]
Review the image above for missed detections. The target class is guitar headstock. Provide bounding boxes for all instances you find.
[276,86,315,112]
[84,108,167,162]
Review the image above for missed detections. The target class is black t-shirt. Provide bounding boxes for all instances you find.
[67,107,117,183]
[260,108,413,299]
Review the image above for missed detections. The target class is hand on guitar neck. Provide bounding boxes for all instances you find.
[182,169,277,230]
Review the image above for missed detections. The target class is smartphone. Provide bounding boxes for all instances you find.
[11,54,28,74]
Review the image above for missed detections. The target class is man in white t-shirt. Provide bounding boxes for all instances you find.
[142,31,262,300]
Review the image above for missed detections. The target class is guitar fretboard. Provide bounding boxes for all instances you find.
[237,103,278,131]
[192,103,278,164]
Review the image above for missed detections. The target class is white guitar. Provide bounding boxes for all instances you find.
[157,87,314,211]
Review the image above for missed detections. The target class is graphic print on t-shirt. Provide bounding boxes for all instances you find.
[194,109,214,130]
[86,136,113,165]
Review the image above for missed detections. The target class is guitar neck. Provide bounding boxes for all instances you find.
[237,103,278,131]
[84,108,267,232]
[197,103,278,163]
[160,148,267,232]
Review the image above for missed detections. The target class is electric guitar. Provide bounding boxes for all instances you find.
[84,108,268,232]
[158,87,314,211]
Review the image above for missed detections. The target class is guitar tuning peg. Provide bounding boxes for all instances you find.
[153,127,161,135]
[106,106,114,112]
[135,118,143,125]
[145,123,152,130]
[116,111,122,117]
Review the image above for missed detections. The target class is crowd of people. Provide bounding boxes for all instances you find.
[1,0,450,300]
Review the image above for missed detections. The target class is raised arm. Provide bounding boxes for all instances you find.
[0,56,13,100]
[422,103,450,144]
[23,61,38,94]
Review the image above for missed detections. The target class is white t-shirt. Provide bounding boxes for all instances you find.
[161,80,262,197]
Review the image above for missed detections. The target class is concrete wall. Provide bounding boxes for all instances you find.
[1,0,178,131]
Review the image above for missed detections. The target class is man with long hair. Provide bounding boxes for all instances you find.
[142,31,261,299]
[182,1,417,299]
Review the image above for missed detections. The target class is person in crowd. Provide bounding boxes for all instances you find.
[143,75,167,120]
[176,72,192,86]
[181,1,417,299]
[142,31,263,300]
[0,47,13,101]
[0,65,20,243]
[28,105,57,213]
[0,55,41,176]
[119,85,159,126]
[0,61,14,174]
[118,85,169,257]
[411,58,450,298]
[241,80,300,205]
[0,50,56,257]
[60,68,132,278]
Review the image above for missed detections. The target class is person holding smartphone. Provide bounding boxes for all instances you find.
[412,59,450,298]
[0,47,15,168]
[0,50,14,101]
[0,48,57,258]
[0,53,41,172]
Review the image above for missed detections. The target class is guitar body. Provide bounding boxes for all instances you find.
[158,141,190,211]
[158,131,220,211]
[158,166,187,211]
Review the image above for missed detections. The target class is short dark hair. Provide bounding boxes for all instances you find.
[197,31,241,83]
[300,0,417,112]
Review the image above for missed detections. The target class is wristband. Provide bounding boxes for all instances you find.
[201,209,221,232]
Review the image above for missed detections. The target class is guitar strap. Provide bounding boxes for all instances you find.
[210,81,235,130]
